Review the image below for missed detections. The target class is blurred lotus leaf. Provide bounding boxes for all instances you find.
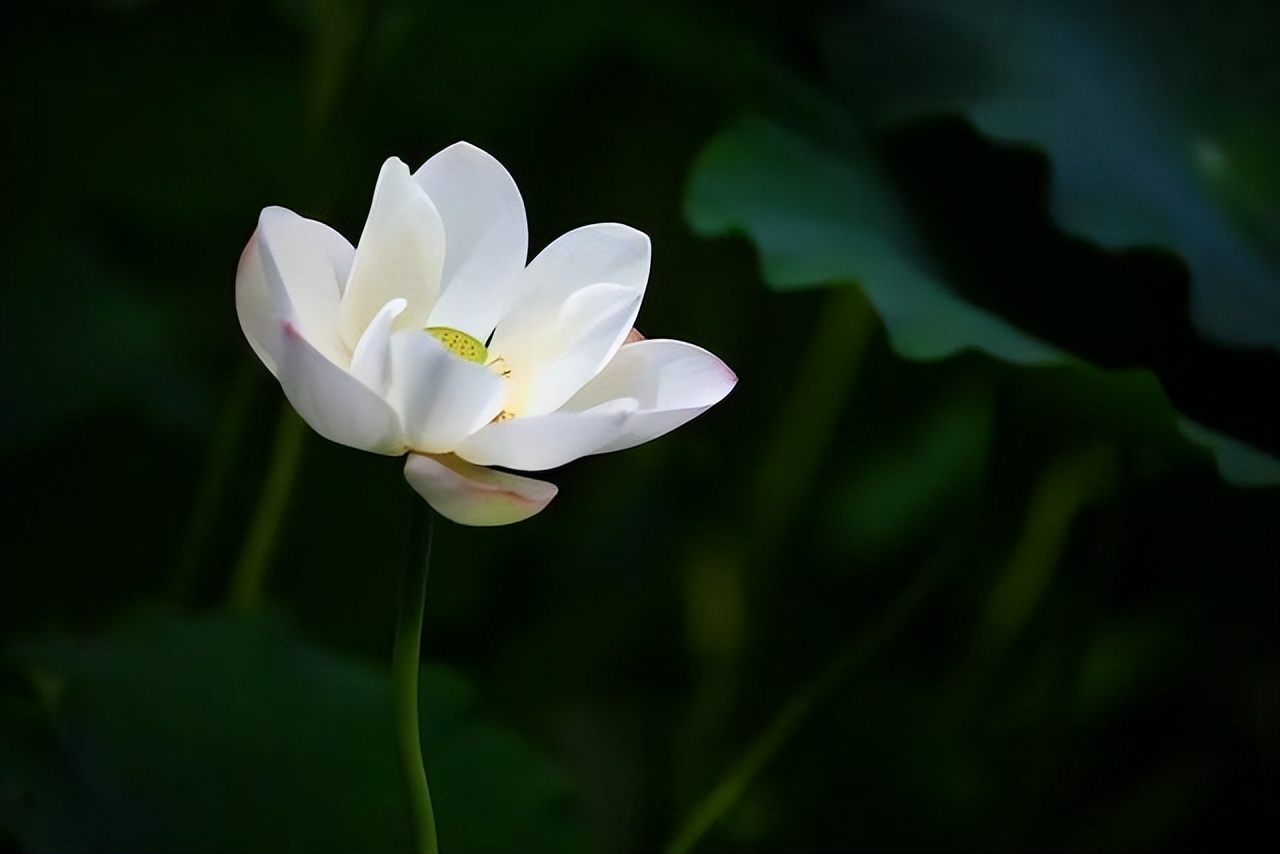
[0,608,586,854]
[685,1,1278,485]
[686,116,1060,365]
[822,0,1280,351]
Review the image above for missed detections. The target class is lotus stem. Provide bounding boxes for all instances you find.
[392,498,439,853]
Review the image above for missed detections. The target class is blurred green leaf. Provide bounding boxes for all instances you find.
[1180,420,1280,487]
[686,116,1060,365]
[823,0,1280,350]
[1,608,585,854]
[685,115,1279,485]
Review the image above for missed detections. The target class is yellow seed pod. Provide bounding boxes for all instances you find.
[425,327,488,364]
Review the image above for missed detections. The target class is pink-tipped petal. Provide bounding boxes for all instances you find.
[236,208,354,374]
[415,142,528,339]
[257,207,352,352]
[404,453,557,526]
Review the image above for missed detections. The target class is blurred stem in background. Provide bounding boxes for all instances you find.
[674,284,880,848]
[169,361,257,602]
[669,442,1115,850]
[751,285,877,564]
[218,0,377,608]
[228,407,306,609]
[393,500,440,854]
[669,526,963,854]
[956,444,1117,705]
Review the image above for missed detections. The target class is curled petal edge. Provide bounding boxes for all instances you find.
[404,453,557,526]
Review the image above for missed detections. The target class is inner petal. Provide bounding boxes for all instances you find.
[338,158,446,351]
[415,143,529,340]
[349,298,407,396]
[490,281,642,417]
[386,329,507,453]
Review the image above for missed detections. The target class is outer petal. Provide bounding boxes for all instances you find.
[564,339,738,453]
[490,224,650,415]
[455,399,639,471]
[415,142,528,339]
[275,321,406,454]
[386,330,507,453]
[339,158,445,350]
[236,207,353,374]
[236,225,285,376]
[404,453,557,526]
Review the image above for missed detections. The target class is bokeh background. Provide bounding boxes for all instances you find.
[2,1,1277,851]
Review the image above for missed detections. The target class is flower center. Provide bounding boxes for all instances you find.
[425,327,487,364]
[426,326,516,423]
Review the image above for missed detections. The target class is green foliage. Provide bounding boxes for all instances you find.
[684,4,1279,485]
[2,609,585,853]
[687,117,1060,364]
[0,1,1275,852]
[823,0,1280,350]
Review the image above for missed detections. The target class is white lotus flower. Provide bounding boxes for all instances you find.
[236,142,736,525]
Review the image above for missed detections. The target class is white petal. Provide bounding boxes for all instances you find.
[236,225,286,376]
[339,158,445,350]
[404,453,557,526]
[490,225,649,410]
[236,207,353,373]
[565,339,737,453]
[348,298,407,396]
[415,142,528,339]
[258,207,352,344]
[275,321,406,454]
[386,330,507,453]
[511,222,651,309]
[496,281,643,416]
[455,399,639,471]
[493,224,649,363]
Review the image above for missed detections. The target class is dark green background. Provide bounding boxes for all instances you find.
[2,1,1276,851]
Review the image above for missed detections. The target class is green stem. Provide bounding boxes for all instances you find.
[666,533,958,854]
[675,286,876,807]
[393,499,439,854]
[226,0,377,608]
[170,359,257,603]
[228,405,305,609]
[752,285,876,566]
